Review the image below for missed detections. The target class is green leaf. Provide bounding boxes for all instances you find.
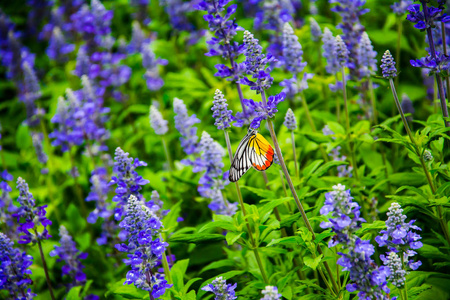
[356,221,386,235]
[259,197,293,217]
[226,231,244,246]
[199,259,236,274]
[16,124,31,150]
[163,200,183,233]
[418,244,449,260]
[396,186,428,201]
[312,161,347,177]
[198,220,236,233]
[169,233,225,244]
[303,160,324,177]
[326,121,345,135]
[314,231,334,244]
[280,212,302,228]
[303,254,323,270]
[171,259,189,292]
[66,286,83,300]
[240,185,276,199]
[266,236,303,247]
[389,173,427,186]
[409,284,432,299]
[66,203,86,233]
[105,278,147,299]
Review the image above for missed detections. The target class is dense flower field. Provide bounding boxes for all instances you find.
[1,0,450,299]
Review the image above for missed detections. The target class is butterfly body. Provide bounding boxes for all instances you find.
[229,128,274,182]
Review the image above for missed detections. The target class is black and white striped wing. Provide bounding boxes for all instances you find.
[229,133,253,182]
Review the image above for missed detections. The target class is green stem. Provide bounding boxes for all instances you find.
[291,130,299,178]
[68,150,87,216]
[266,119,339,295]
[389,78,450,246]
[162,137,173,171]
[342,67,359,180]
[335,74,341,123]
[224,130,269,284]
[35,234,56,300]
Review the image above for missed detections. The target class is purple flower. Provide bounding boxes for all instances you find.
[239,30,276,93]
[0,170,18,238]
[281,23,307,75]
[173,98,201,155]
[115,195,171,297]
[322,27,340,75]
[197,132,236,216]
[376,202,422,271]
[283,108,297,131]
[410,51,450,75]
[109,147,150,221]
[261,285,281,300]
[149,104,169,135]
[391,0,413,15]
[50,226,89,289]
[202,276,237,300]
[357,32,377,78]
[161,0,195,32]
[309,18,322,42]
[406,3,443,31]
[0,233,35,299]
[128,21,150,54]
[86,167,112,224]
[380,251,407,288]
[335,35,348,68]
[243,92,286,129]
[212,89,233,130]
[141,42,168,91]
[46,27,75,62]
[13,177,52,244]
[320,184,391,299]
[380,50,397,79]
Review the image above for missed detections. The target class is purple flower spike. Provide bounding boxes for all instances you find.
[173,98,201,155]
[243,92,286,129]
[381,50,397,79]
[283,108,297,131]
[212,89,233,130]
[202,276,237,300]
[261,286,281,300]
[322,28,340,75]
[149,104,169,135]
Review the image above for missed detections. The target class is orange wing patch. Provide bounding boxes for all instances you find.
[249,134,274,171]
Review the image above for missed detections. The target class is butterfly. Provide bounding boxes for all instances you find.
[229,127,275,182]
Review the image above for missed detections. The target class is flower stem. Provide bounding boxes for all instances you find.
[395,15,403,88]
[421,1,450,127]
[291,131,299,178]
[266,119,339,295]
[146,270,155,300]
[162,137,173,171]
[35,235,56,300]
[68,150,87,216]
[223,130,269,284]
[342,67,359,180]
[335,74,341,122]
[389,78,450,245]
[400,253,409,300]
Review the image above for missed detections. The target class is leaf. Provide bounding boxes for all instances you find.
[66,203,86,233]
[303,160,324,177]
[240,185,276,199]
[171,259,189,292]
[199,220,236,233]
[66,286,83,300]
[163,200,183,233]
[226,231,244,246]
[266,236,303,247]
[396,186,428,201]
[312,161,347,177]
[409,284,433,299]
[389,172,427,186]
[199,259,236,274]
[355,221,386,235]
[280,212,302,228]
[418,244,449,260]
[169,233,225,244]
[303,254,323,270]
[314,231,334,244]
[16,124,31,150]
[326,121,345,135]
[105,278,147,299]
[259,197,293,217]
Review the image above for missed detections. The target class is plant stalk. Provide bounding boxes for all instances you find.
[162,137,173,171]
[35,234,56,300]
[291,130,299,178]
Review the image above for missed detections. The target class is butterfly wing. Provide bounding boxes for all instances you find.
[229,133,253,182]
[248,133,274,171]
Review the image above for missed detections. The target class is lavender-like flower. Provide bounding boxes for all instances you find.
[149,104,169,135]
[173,98,201,155]
[50,226,89,288]
[320,184,391,299]
[282,23,307,75]
[322,28,340,75]
[109,147,150,220]
[128,21,149,54]
[335,35,349,68]
[380,50,397,79]
[261,286,282,300]
[13,177,52,244]
[406,3,443,31]
[380,251,407,288]
[212,89,233,130]
[283,108,297,131]
[0,170,17,237]
[309,18,322,42]
[239,30,276,93]
[197,132,236,216]
[392,0,413,15]
[141,42,168,91]
[86,167,112,224]
[243,92,286,129]
[46,27,75,62]
[357,32,377,78]
[0,233,35,299]
[115,195,171,297]
[31,132,48,166]
[161,0,195,32]
[376,202,423,271]
[202,276,237,300]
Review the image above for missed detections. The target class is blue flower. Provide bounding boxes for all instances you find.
[109,147,150,221]
[391,0,413,15]
[335,35,349,68]
[380,50,397,79]
[283,108,297,131]
[410,51,450,75]
[376,202,422,271]
[261,285,282,300]
[173,98,201,155]
[86,167,112,224]
[50,226,89,288]
[281,23,307,75]
[149,104,169,135]
[202,276,237,300]
[239,30,276,93]
[380,251,407,288]
[0,233,35,299]
[406,3,443,31]
[46,27,75,62]
[115,195,171,297]
[212,89,233,130]
[141,42,168,91]
[13,177,52,244]
[161,0,196,32]
[310,18,322,42]
[243,92,286,129]
[357,32,377,78]
[322,28,340,75]
[128,21,150,54]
